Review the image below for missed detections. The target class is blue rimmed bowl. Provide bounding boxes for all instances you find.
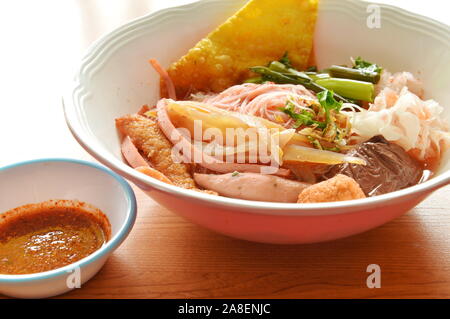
[0,159,137,298]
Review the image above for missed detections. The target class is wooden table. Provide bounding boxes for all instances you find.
[0,0,449,299]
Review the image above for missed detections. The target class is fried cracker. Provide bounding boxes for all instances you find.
[164,0,318,98]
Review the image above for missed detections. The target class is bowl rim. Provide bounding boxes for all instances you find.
[63,0,450,215]
[0,158,137,282]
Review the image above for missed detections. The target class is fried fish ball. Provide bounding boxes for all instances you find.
[297,174,366,203]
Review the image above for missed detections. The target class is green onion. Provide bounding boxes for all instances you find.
[305,72,330,81]
[278,51,293,68]
[244,76,264,84]
[268,60,290,73]
[315,78,374,102]
[249,66,349,103]
[249,66,303,84]
[247,53,383,102]
[329,65,380,84]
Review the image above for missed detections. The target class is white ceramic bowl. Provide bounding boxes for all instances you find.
[64,0,450,244]
[0,159,137,298]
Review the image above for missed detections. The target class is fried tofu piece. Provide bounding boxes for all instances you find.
[115,114,196,189]
[297,174,366,203]
[164,0,318,98]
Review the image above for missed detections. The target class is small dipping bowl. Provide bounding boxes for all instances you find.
[0,158,137,298]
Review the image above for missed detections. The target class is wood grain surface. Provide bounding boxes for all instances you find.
[0,0,449,299]
[53,184,449,299]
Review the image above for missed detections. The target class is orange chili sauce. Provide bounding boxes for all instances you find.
[0,200,111,275]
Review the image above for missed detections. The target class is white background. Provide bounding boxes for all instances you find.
[0,0,447,165]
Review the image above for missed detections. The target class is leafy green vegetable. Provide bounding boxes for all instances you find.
[317,90,343,120]
[279,90,343,131]
[278,90,351,152]
[279,102,326,129]
[250,56,350,103]
[278,51,293,69]
[249,53,383,103]
[353,56,382,75]
[306,66,318,72]
[243,54,384,151]
[249,66,303,84]
[316,90,344,147]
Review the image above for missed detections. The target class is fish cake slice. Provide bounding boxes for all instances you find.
[116,114,196,189]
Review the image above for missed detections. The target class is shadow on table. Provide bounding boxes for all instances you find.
[134,207,444,298]
[62,206,446,298]
[170,208,436,268]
